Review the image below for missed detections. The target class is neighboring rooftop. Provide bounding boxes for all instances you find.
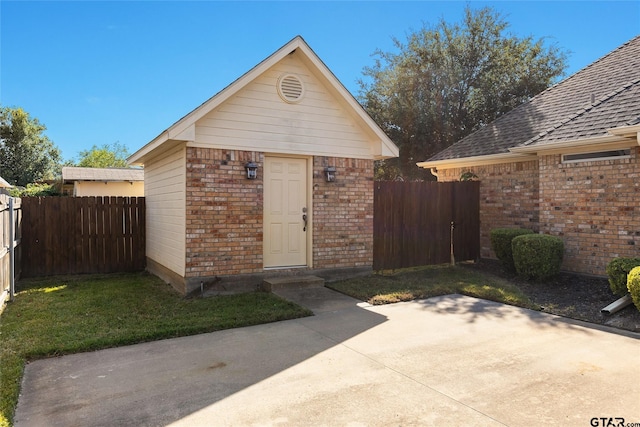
[427,35,640,162]
[62,167,144,182]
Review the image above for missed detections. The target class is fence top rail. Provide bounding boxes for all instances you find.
[0,195,21,210]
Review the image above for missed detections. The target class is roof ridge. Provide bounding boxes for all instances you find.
[519,77,640,147]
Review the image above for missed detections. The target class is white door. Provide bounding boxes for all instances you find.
[264,157,308,268]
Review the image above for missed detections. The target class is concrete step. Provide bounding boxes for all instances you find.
[262,275,325,291]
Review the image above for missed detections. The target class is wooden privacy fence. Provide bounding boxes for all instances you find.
[0,194,21,306]
[21,197,145,277]
[373,181,480,270]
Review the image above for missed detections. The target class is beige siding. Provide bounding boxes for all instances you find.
[194,53,374,159]
[145,144,186,277]
[74,181,144,197]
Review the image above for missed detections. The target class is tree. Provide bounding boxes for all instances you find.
[9,182,60,197]
[0,106,62,186]
[359,6,568,180]
[76,142,130,168]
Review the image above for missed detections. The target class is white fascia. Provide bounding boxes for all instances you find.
[509,135,635,155]
[416,152,535,171]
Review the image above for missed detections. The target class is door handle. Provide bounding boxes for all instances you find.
[302,214,307,232]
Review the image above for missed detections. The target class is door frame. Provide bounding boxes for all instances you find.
[263,154,313,269]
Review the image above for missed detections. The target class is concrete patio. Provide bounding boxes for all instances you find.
[15,289,640,426]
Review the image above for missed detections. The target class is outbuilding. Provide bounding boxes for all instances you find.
[128,36,398,294]
[61,167,144,197]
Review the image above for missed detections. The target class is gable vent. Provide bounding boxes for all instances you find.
[278,74,305,103]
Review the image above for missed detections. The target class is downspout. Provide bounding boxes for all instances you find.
[601,294,633,315]
[430,167,439,180]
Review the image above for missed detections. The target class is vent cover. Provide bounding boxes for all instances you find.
[277,74,304,103]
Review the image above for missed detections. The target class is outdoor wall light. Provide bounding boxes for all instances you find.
[245,162,258,180]
[324,166,336,182]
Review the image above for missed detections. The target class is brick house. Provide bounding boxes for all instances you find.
[128,36,398,294]
[417,36,640,277]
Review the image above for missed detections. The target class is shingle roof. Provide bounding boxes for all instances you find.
[62,167,144,182]
[428,35,640,162]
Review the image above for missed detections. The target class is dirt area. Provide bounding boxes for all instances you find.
[462,259,640,334]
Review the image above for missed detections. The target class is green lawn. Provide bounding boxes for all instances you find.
[0,273,312,427]
[328,264,537,309]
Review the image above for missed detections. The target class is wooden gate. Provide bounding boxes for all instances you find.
[373,181,479,270]
[21,197,145,277]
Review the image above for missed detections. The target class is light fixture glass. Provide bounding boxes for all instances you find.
[324,166,336,182]
[245,162,258,179]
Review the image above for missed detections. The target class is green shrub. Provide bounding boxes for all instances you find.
[459,171,478,181]
[627,267,640,312]
[606,257,640,297]
[490,228,534,270]
[9,183,60,197]
[512,234,564,281]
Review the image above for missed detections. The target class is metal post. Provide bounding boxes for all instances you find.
[9,197,15,301]
[450,221,455,266]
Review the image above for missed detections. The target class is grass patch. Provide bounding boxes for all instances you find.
[0,272,311,427]
[328,264,537,309]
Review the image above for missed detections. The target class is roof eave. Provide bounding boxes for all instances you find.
[128,131,169,165]
[416,152,536,170]
[375,143,399,160]
[607,124,640,139]
[509,135,636,155]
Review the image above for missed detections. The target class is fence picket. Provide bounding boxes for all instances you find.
[373,181,479,270]
[20,197,145,277]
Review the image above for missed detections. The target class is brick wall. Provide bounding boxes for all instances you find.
[437,160,539,259]
[185,148,263,278]
[436,150,640,276]
[539,148,640,275]
[185,149,374,279]
[312,157,374,269]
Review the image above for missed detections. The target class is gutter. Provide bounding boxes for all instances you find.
[601,294,634,315]
[607,123,640,142]
[509,135,633,155]
[416,152,534,170]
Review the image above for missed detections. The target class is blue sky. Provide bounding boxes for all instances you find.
[1,1,639,162]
